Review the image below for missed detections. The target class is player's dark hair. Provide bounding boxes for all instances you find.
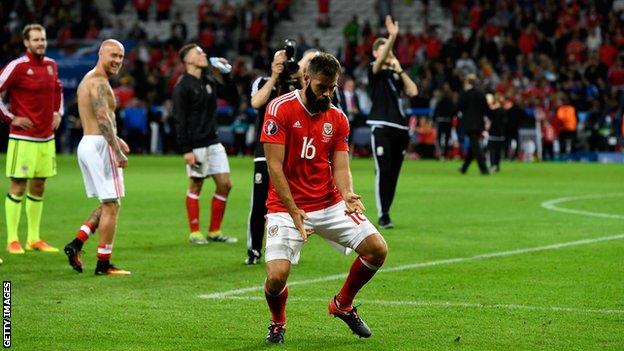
[307,53,341,79]
[22,24,45,40]
[179,43,199,63]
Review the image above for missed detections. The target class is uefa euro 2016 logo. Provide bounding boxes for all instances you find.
[264,120,278,136]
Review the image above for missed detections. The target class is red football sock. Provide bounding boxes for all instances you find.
[96,242,112,261]
[336,255,385,309]
[209,192,227,233]
[76,221,97,243]
[265,282,288,324]
[186,191,200,232]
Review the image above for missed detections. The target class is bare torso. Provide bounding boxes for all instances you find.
[76,69,117,135]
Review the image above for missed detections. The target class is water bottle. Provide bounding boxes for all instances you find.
[209,57,232,74]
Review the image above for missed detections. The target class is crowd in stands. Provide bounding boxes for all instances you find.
[1,0,623,161]
[0,0,294,154]
[375,0,624,160]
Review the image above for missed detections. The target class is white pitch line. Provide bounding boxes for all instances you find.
[541,193,624,220]
[213,296,624,316]
[199,233,624,299]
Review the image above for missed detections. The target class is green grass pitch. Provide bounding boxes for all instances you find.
[0,154,622,350]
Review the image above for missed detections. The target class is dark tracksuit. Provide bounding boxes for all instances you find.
[487,107,507,171]
[367,65,410,222]
[457,87,489,174]
[433,94,456,158]
[172,72,239,154]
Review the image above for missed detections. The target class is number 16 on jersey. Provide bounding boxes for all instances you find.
[300,137,316,159]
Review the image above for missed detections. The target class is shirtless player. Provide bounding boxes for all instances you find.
[63,39,131,275]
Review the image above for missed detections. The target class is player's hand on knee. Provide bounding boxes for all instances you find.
[11,116,33,129]
[343,192,366,213]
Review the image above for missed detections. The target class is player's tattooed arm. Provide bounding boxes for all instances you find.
[92,79,128,168]
[92,81,119,150]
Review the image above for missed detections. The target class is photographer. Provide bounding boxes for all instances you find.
[244,44,317,265]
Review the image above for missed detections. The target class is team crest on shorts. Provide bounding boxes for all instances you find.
[264,119,278,135]
[268,225,279,238]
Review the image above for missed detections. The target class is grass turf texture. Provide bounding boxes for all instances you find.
[0,155,622,350]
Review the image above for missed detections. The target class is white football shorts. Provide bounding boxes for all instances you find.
[77,135,125,202]
[265,201,378,262]
[186,143,230,178]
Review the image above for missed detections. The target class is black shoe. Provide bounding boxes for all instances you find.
[245,249,261,265]
[378,215,394,229]
[266,322,286,344]
[328,297,372,338]
[94,260,131,275]
[64,240,84,273]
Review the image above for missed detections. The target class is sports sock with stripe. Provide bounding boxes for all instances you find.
[5,193,23,243]
[336,255,385,309]
[209,192,228,233]
[25,193,43,243]
[186,191,200,232]
[96,242,113,261]
[265,283,288,325]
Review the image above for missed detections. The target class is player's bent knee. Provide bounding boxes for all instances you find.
[265,273,288,293]
[218,180,232,194]
[190,178,204,192]
[266,276,287,293]
[370,240,388,262]
[358,233,388,261]
[266,259,290,291]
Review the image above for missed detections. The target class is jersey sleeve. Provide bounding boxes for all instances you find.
[259,98,287,145]
[53,62,64,115]
[0,61,19,92]
[250,77,267,97]
[332,109,350,152]
[0,61,20,122]
[172,81,193,153]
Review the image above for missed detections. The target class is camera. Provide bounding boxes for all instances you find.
[280,39,300,83]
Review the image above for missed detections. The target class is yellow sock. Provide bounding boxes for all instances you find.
[5,193,23,243]
[26,193,43,243]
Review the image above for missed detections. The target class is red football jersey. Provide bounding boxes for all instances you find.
[261,90,350,213]
[0,52,63,140]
